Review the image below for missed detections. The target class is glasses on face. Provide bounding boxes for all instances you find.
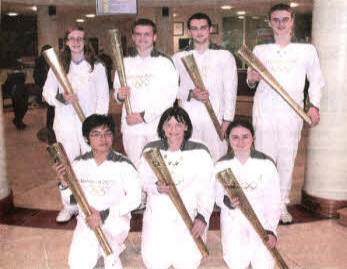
[271,17,291,24]
[90,130,113,138]
[68,37,84,42]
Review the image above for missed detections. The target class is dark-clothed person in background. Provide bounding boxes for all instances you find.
[98,49,114,90]
[34,44,56,143]
[3,64,28,130]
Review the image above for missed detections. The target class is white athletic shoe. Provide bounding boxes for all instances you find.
[56,208,78,223]
[280,206,293,224]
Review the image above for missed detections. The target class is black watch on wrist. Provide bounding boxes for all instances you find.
[58,182,69,190]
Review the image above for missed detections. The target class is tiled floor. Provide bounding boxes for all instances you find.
[1,103,347,269]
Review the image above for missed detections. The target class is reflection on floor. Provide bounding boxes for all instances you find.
[1,105,347,269]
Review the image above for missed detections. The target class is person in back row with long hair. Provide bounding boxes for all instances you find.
[43,25,109,223]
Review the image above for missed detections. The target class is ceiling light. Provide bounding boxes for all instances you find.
[173,13,177,17]
[238,16,245,19]
[76,18,85,23]
[85,14,96,18]
[236,11,246,15]
[31,6,37,11]
[7,12,19,16]
[221,5,232,10]
[252,16,260,20]
[290,2,299,7]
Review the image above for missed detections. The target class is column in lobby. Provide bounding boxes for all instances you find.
[37,5,58,53]
[303,0,347,217]
[155,7,174,55]
[0,90,13,218]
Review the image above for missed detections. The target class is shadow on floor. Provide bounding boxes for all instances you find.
[0,204,329,232]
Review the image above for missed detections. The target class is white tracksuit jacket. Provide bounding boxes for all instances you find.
[113,49,178,167]
[43,60,109,161]
[215,149,281,269]
[138,139,214,269]
[173,42,238,161]
[61,150,141,269]
[250,43,324,206]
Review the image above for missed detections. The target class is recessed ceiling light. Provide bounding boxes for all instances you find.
[238,16,245,19]
[252,16,260,20]
[290,2,299,7]
[76,18,85,23]
[236,11,246,15]
[31,6,37,11]
[7,12,19,16]
[221,5,232,10]
[85,14,96,18]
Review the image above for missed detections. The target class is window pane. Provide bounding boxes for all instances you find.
[222,16,244,68]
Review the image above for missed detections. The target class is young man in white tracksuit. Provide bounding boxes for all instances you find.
[114,18,178,168]
[43,26,109,222]
[173,12,238,161]
[247,3,325,223]
[54,114,141,269]
[215,120,281,269]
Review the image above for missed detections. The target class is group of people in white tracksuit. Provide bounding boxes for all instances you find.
[46,3,325,269]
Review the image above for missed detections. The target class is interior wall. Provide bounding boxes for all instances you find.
[40,6,225,57]
[172,7,223,54]
[0,3,313,79]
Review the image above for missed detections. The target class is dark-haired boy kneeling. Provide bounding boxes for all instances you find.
[54,114,141,269]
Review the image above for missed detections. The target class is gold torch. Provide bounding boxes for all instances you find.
[217,168,289,269]
[181,54,223,140]
[109,29,132,115]
[43,48,86,122]
[144,147,209,258]
[47,142,113,256]
[237,44,312,125]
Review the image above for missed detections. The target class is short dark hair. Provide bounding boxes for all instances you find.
[82,114,115,144]
[268,3,294,19]
[187,13,212,29]
[157,105,193,141]
[131,18,157,34]
[226,119,255,139]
